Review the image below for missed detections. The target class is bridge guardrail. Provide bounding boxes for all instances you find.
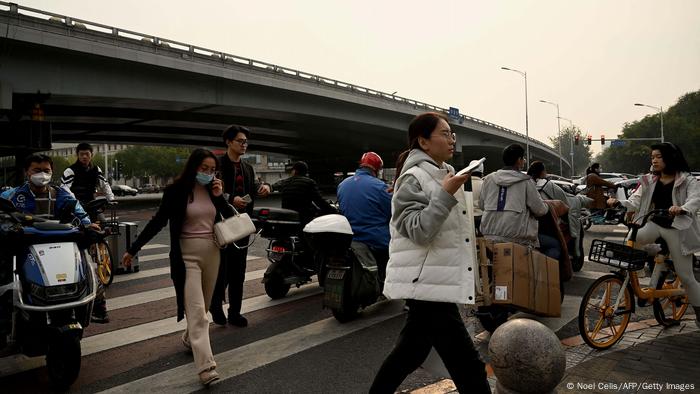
[1,1,559,156]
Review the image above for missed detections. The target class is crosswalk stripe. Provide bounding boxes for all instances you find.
[113,256,264,284]
[141,243,169,250]
[108,269,268,310]
[113,253,263,283]
[99,301,405,393]
[0,285,324,377]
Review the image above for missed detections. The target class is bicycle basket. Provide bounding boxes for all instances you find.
[589,239,648,270]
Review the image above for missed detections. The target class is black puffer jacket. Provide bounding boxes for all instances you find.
[272,175,334,225]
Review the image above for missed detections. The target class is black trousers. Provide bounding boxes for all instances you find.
[370,300,490,394]
[369,247,388,288]
[211,237,249,316]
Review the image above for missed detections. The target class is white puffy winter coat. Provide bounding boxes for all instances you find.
[383,150,477,304]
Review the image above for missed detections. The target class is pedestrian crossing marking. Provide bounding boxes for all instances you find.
[99,301,404,393]
[108,269,268,310]
[141,243,169,250]
[0,285,324,378]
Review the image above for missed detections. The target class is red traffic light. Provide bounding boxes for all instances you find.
[601,135,605,145]
[587,135,592,145]
[574,135,580,145]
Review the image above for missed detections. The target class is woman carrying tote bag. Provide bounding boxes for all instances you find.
[121,148,234,386]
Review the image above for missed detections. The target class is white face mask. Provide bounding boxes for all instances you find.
[30,172,52,187]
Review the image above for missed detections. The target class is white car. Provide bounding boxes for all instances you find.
[112,184,138,196]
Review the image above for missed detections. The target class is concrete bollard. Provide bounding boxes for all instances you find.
[488,318,565,394]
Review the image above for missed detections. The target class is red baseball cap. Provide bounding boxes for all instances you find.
[360,152,383,172]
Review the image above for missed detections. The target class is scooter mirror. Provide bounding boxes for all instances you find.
[0,197,17,213]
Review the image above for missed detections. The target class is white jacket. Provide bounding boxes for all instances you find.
[383,149,477,304]
[621,172,700,256]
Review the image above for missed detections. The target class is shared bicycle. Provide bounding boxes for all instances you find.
[578,209,690,350]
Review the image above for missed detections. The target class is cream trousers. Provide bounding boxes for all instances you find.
[634,222,700,306]
[180,237,220,373]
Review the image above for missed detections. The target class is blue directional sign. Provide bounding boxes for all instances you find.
[448,107,460,119]
[611,140,625,147]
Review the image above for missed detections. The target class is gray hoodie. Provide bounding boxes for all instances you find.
[479,169,549,247]
[392,149,457,245]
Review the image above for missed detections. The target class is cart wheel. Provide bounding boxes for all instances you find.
[652,270,689,326]
[578,274,633,350]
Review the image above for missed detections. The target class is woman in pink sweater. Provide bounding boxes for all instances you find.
[122,148,235,386]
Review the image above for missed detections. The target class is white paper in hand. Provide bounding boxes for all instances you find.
[456,157,486,176]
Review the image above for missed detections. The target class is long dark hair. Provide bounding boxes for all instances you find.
[586,162,600,175]
[527,161,545,180]
[395,112,448,176]
[170,148,219,196]
[650,142,690,175]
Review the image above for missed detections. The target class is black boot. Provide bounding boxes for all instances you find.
[210,305,227,326]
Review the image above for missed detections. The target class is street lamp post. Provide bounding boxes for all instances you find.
[558,117,575,177]
[539,100,563,176]
[501,67,529,165]
[634,103,664,143]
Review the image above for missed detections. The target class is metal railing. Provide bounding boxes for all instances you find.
[1,1,555,154]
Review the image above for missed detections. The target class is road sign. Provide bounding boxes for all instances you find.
[611,140,626,147]
[448,107,460,119]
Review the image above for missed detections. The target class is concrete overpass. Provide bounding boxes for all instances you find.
[0,2,569,180]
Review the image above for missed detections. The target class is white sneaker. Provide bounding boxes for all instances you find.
[473,330,491,346]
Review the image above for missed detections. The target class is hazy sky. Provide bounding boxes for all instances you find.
[16,0,700,155]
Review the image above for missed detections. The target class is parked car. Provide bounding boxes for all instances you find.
[139,184,160,193]
[112,184,138,196]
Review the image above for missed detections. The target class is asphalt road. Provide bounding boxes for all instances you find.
[1,204,698,393]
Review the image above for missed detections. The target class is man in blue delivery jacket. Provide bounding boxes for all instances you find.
[1,154,93,228]
[337,152,392,287]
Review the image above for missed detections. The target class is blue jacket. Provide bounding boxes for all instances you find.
[1,183,91,226]
[337,168,392,250]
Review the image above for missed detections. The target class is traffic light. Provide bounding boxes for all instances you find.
[575,134,580,145]
[587,135,592,145]
[601,135,605,145]
[116,162,124,180]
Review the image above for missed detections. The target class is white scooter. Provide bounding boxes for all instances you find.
[0,197,97,389]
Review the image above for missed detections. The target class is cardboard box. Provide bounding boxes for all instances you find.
[490,242,560,317]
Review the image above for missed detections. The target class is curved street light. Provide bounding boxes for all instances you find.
[634,103,664,143]
[539,99,563,176]
[501,67,529,166]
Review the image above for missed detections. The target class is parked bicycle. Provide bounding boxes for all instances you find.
[578,209,690,350]
[82,197,117,287]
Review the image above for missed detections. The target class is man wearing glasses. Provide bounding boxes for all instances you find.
[210,125,270,327]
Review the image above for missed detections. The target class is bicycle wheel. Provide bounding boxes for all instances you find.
[652,270,689,326]
[91,242,114,287]
[578,274,633,350]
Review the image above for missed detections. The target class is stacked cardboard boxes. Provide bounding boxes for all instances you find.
[487,242,560,317]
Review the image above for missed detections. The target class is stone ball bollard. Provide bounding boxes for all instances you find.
[488,318,566,394]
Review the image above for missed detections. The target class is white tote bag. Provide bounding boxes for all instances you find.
[213,207,258,249]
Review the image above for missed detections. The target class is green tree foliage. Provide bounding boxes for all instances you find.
[548,125,593,177]
[51,156,72,183]
[114,146,194,180]
[596,90,700,174]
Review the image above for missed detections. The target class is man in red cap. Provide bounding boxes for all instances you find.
[337,152,392,286]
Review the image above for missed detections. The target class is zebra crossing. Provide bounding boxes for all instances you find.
[0,229,635,392]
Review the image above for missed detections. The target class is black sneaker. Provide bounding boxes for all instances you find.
[228,314,248,327]
[91,311,110,324]
[210,307,227,326]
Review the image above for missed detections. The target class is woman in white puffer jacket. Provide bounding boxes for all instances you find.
[370,112,490,394]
